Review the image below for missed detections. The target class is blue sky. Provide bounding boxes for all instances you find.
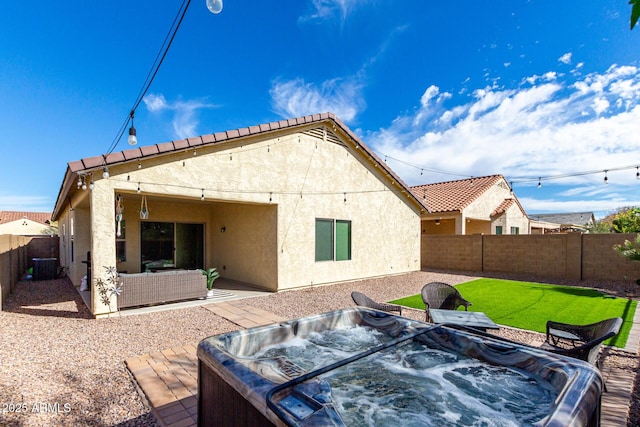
[1,1,639,218]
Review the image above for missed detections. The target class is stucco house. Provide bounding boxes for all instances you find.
[51,113,426,316]
[411,175,529,235]
[0,211,56,236]
[529,212,595,233]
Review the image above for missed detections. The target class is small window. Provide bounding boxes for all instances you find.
[510,226,520,235]
[495,226,503,235]
[315,219,334,261]
[315,219,352,261]
[335,220,352,261]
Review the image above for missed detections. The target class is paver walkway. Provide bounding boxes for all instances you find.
[125,300,286,427]
[126,301,637,427]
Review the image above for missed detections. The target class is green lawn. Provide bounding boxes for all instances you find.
[390,278,637,348]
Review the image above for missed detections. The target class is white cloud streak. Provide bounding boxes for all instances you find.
[270,77,365,122]
[142,93,217,139]
[558,52,572,64]
[367,64,640,195]
[299,0,366,24]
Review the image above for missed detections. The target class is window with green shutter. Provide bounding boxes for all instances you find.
[496,225,503,235]
[335,220,352,261]
[315,218,352,261]
[315,219,334,261]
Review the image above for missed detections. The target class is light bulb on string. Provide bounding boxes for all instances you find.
[636,166,639,180]
[128,111,138,146]
[206,0,223,14]
[537,178,541,189]
[604,170,608,184]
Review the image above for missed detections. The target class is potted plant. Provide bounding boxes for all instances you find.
[201,267,220,298]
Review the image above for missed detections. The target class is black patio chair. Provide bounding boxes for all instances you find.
[541,317,623,366]
[421,282,472,322]
[351,291,402,315]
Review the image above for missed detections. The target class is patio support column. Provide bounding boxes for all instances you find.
[90,185,117,316]
[456,215,465,235]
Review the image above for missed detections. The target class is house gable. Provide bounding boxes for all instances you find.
[411,175,502,213]
[53,113,425,220]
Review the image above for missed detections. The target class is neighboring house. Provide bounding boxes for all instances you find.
[0,211,56,236]
[411,175,529,235]
[529,212,595,233]
[51,113,426,316]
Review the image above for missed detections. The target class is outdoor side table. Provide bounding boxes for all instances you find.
[428,309,500,332]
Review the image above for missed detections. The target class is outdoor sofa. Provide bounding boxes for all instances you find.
[117,269,207,309]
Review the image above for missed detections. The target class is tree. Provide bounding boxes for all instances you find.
[611,207,640,233]
[614,234,640,261]
[588,219,613,234]
[631,0,640,29]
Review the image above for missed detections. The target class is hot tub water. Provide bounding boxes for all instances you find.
[253,326,554,426]
[197,308,603,427]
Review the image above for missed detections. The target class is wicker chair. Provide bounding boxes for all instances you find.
[421,282,472,322]
[351,291,402,315]
[541,317,623,365]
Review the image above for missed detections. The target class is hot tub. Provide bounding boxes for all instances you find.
[197,308,602,426]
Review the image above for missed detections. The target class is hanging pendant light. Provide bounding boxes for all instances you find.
[128,111,138,146]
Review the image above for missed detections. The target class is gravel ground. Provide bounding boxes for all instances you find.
[0,270,638,426]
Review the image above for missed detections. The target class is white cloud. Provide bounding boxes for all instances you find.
[270,77,365,122]
[558,52,572,64]
[143,94,217,139]
[367,64,640,196]
[0,195,53,212]
[299,0,366,24]
[143,93,168,112]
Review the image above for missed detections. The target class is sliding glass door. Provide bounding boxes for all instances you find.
[141,222,204,272]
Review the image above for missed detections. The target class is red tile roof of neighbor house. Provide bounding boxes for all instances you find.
[490,198,516,217]
[411,175,504,213]
[54,112,428,219]
[0,211,52,225]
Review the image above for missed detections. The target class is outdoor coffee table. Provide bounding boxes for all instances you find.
[428,309,500,331]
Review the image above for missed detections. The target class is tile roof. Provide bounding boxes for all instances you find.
[67,113,343,174]
[54,113,427,219]
[411,175,503,213]
[490,198,515,217]
[529,212,594,226]
[0,211,52,225]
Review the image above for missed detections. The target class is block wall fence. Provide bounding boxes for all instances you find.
[421,233,640,282]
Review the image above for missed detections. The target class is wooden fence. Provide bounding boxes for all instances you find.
[0,235,59,309]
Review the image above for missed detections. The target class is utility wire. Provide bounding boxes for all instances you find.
[377,150,639,185]
[105,0,193,155]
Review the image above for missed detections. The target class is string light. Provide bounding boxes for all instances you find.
[127,111,137,146]
[374,149,640,186]
[201,189,205,201]
[104,0,223,155]
[137,182,141,193]
[604,170,608,184]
